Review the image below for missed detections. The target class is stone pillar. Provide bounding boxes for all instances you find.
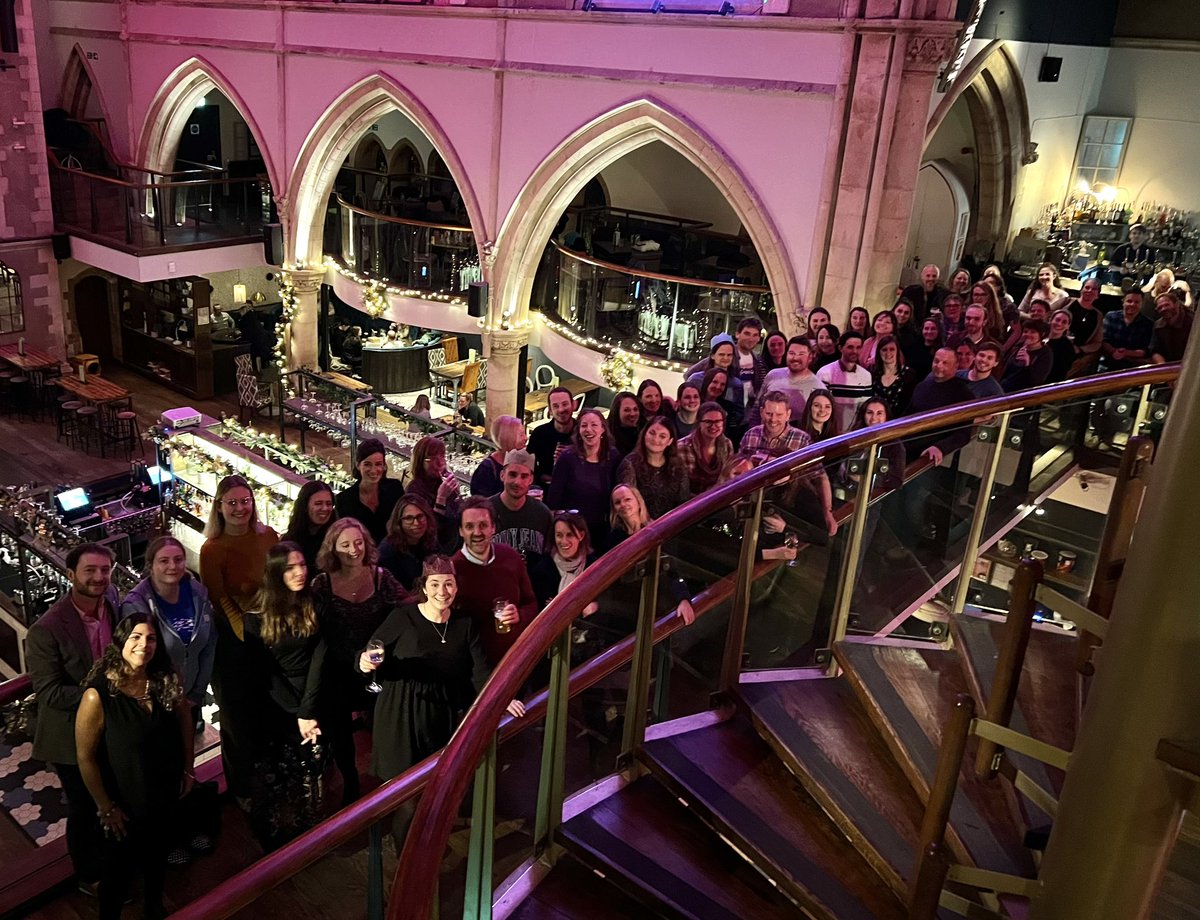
[282,267,325,371]
[1032,342,1200,918]
[483,329,529,425]
[815,27,956,318]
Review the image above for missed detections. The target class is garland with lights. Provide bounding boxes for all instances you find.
[539,316,690,374]
[599,349,635,391]
[328,259,470,309]
[275,280,298,394]
[217,417,354,488]
[362,278,389,319]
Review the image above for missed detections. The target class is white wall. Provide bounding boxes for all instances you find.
[1099,46,1200,211]
[923,93,975,194]
[365,109,436,172]
[598,142,743,235]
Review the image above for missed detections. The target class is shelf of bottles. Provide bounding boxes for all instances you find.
[1036,198,1200,283]
[160,426,308,565]
[0,486,140,631]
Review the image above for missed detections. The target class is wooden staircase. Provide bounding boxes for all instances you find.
[513,610,1078,919]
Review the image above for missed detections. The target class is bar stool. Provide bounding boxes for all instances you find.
[74,405,102,455]
[8,376,33,420]
[105,407,144,460]
[0,369,14,415]
[58,399,84,442]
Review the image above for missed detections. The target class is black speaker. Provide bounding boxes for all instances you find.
[1039,56,1062,83]
[51,233,71,261]
[262,223,283,266]
[468,281,488,318]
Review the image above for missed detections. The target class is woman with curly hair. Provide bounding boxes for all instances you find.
[244,542,327,848]
[616,415,690,519]
[75,613,193,919]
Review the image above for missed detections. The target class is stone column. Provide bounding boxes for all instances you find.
[1032,343,1200,917]
[282,267,325,371]
[484,329,529,424]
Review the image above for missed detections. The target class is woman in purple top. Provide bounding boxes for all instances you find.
[547,408,621,548]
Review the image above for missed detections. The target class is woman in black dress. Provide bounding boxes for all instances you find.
[244,542,327,848]
[335,439,405,544]
[75,613,193,920]
[358,556,524,846]
[284,480,337,570]
[312,517,410,804]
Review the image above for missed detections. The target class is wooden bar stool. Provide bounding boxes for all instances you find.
[105,406,144,460]
[74,405,102,455]
[57,398,83,441]
[0,369,14,415]
[8,376,33,420]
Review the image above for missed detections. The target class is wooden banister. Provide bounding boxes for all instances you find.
[975,558,1043,781]
[391,364,1181,920]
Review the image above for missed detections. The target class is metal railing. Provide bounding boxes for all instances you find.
[161,362,1180,920]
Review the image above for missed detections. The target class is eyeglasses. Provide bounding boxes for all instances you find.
[222,497,253,508]
[400,515,425,524]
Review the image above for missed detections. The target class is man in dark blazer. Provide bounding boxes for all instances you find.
[26,543,120,893]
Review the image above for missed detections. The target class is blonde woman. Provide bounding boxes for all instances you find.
[470,415,527,497]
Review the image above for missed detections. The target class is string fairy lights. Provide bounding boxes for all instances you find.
[274,280,299,394]
[538,315,691,374]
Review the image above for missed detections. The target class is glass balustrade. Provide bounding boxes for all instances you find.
[335,195,479,295]
[48,162,265,252]
[543,245,774,365]
[162,364,1180,920]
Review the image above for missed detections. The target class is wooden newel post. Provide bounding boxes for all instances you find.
[975,558,1042,780]
[910,693,975,915]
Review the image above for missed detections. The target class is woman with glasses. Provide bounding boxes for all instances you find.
[283,480,337,571]
[335,439,404,545]
[200,474,279,806]
[378,494,441,590]
[676,401,734,495]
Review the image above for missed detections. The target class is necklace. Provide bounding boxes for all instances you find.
[128,678,150,701]
[420,605,450,643]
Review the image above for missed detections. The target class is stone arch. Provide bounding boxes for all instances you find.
[352,135,387,172]
[926,42,1032,258]
[60,44,111,125]
[135,57,279,191]
[389,139,423,176]
[492,98,800,332]
[288,73,485,266]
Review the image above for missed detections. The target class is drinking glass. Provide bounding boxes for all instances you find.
[494,598,512,634]
[365,639,385,693]
[783,530,800,568]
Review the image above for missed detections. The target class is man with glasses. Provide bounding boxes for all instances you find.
[528,387,577,486]
[676,402,734,495]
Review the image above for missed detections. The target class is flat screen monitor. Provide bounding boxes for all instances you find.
[55,487,92,515]
[145,465,173,486]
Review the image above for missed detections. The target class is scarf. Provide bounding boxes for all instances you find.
[552,551,588,596]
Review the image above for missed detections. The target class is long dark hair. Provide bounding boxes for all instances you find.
[571,408,611,458]
[384,494,438,556]
[607,391,641,434]
[284,480,337,543]
[700,366,730,402]
[870,334,906,378]
[85,612,183,710]
[797,388,840,442]
[253,541,318,646]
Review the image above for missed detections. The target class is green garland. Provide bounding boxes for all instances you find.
[217,417,354,488]
[599,348,635,391]
[362,279,389,319]
[275,281,299,395]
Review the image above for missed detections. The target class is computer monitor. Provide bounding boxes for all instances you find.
[144,465,173,487]
[54,487,93,520]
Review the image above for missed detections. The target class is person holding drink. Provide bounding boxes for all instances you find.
[450,496,539,669]
[358,556,524,847]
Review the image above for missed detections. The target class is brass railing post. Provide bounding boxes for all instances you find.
[462,733,498,920]
[910,694,975,918]
[830,445,879,649]
[533,627,572,859]
[620,546,661,760]
[951,412,1012,616]
[1132,383,1152,436]
[718,486,764,694]
[975,558,1043,780]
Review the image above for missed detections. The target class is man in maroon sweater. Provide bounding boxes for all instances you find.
[452,496,539,667]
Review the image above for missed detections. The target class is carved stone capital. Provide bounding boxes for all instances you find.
[905,34,956,71]
[486,329,530,356]
[283,267,326,295]
[479,240,497,270]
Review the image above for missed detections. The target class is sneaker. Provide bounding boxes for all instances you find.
[189,833,214,854]
[166,847,191,867]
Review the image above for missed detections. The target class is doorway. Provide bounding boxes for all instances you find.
[902,161,970,287]
[73,274,115,362]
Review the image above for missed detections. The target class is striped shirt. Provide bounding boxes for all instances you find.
[816,361,874,431]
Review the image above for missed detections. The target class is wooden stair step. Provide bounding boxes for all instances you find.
[506,852,647,920]
[834,641,1037,879]
[738,677,927,897]
[558,775,801,920]
[951,613,1076,801]
[640,712,906,920]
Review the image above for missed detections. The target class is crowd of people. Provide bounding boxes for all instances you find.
[24,260,1191,916]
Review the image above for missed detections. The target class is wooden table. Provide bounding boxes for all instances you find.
[56,374,131,405]
[524,378,599,419]
[430,359,471,407]
[0,344,60,372]
[319,370,373,393]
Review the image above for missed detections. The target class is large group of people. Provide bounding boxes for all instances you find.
[23,258,1191,916]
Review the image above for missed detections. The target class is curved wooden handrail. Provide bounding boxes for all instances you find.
[555,243,771,294]
[167,362,1179,919]
[49,159,264,192]
[390,362,1181,919]
[335,194,474,234]
[0,675,32,708]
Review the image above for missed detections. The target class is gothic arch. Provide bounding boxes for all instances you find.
[60,44,111,125]
[926,42,1032,257]
[352,135,387,172]
[288,73,485,266]
[389,139,423,176]
[135,57,279,191]
[492,98,800,331]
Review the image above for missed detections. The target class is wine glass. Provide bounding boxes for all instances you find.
[365,640,385,693]
[783,531,800,568]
